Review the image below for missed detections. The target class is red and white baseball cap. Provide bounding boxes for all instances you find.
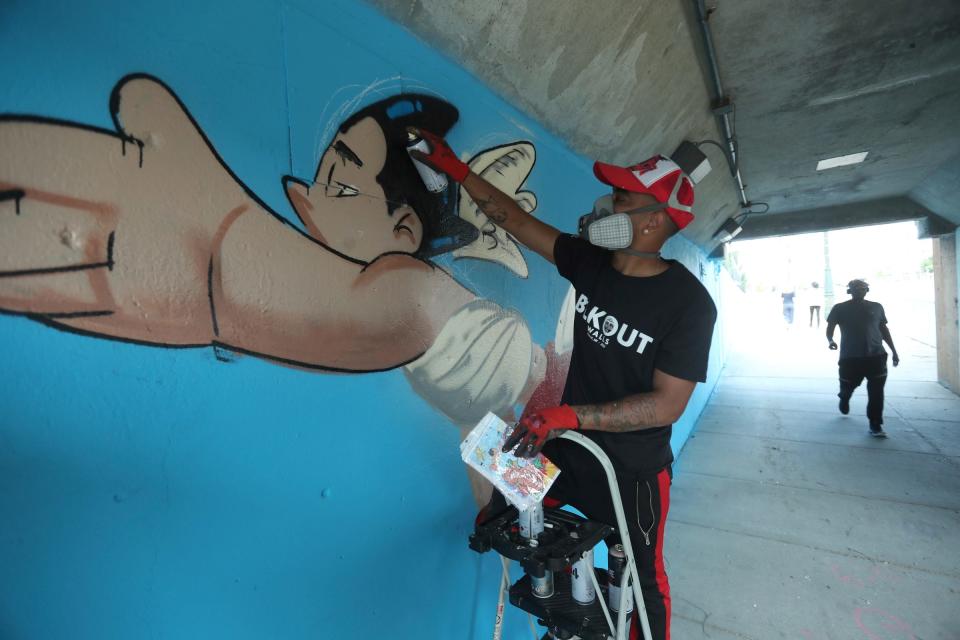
[593,155,695,230]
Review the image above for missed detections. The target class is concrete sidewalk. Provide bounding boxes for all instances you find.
[666,322,960,639]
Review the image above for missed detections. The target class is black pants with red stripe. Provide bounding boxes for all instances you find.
[542,440,672,640]
[477,442,673,639]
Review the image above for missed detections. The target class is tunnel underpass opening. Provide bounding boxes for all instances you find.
[720,221,937,384]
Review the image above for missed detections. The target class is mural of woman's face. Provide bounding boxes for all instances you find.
[286,116,423,263]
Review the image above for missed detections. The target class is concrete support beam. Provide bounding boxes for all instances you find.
[934,233,960,394]
[707,242,726,260]
[735,197,955,241]
[917,213,958,239]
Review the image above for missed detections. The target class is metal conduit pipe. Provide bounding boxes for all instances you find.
[693,0,749,207]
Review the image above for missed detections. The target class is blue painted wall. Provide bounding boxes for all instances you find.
[0,1,725,638]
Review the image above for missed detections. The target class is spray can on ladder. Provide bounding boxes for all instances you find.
[608,544,634,613]
[406,131,449,193]
[518,502,545,543]
[571,547,596,605]
[530,566,554,599]
[519,502,553,598]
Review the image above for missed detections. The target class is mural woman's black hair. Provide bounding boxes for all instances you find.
[338,94,478,259]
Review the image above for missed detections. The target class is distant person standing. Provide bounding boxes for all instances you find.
[826,279,900,437]
[781,288,796,325]
[808,281,823,328]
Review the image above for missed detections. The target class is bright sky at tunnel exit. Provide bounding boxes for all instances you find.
[726,221,933,294]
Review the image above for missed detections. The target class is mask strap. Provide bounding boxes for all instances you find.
[622,202,666,217]
[621,202,667,249]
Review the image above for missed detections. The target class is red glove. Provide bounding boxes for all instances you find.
[408,127,470,183]
[502,405,579,458]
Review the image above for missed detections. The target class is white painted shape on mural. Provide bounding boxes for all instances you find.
[555,284,577,355]
[454,142,537,278]
[403,299,534,427]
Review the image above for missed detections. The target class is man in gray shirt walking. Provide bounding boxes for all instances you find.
[826,279,900,437]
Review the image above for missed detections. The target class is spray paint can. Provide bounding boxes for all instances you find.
[518,502,545,543]
[406,131,448,193]
[607,544,634,613]
[571,548,596,604]
[531,568,555,599]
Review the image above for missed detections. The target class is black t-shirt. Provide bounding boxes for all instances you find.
[548,234,717,477]
[827,299,888,360]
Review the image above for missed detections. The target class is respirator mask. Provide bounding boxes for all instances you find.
[577,194,665,251]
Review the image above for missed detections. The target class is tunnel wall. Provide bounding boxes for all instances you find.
[0,1,724,637]
[934,233,960,393]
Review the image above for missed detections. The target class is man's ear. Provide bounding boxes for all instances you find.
[654,210,680,237]
[282,176,323,240]
[644,209,667,233]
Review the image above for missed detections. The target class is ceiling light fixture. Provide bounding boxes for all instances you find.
[816,152,868,171]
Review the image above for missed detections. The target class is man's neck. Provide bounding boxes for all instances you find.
[611,250,669,277]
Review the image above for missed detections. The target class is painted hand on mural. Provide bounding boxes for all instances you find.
[0,74,564,427]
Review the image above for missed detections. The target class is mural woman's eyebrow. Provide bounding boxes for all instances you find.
[325,161,336,196]
[334,140,363,167]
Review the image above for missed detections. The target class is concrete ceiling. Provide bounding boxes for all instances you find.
[368,0,960,248]
[709,0,960,240]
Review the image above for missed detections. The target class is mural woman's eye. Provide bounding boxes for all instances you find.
[333,181,360,198]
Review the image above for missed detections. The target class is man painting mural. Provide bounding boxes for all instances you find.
[410,129,717,640]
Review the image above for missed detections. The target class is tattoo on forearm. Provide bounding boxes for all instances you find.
[576,395,660,432]
[474,194,510,224]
